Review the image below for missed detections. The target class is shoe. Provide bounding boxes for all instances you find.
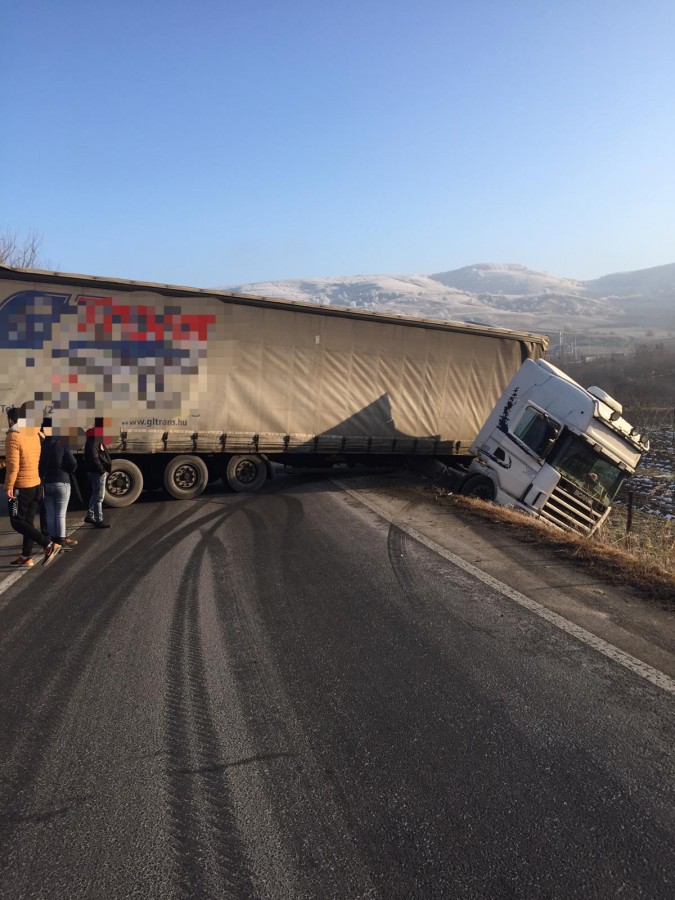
[10,556,34,567]
[94,522,111,529]
[43,542,62,567]
[83,516,95,525]
[64,538,78,546]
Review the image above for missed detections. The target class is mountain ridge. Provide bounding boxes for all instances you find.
[224,261,675,334]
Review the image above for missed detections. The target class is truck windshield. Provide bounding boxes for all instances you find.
[550,434,626,502]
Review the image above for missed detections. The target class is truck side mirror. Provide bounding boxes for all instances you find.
[541,424,560,457]
[543,435,556,455]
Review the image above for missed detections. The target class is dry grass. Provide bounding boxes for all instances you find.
[429,488,675,607]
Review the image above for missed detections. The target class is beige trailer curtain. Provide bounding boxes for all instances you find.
[212,304,542,449]
[0,269,547,453]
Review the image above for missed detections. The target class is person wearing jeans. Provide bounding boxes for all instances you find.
[84,421,112,528]
[87,471,107,524]
[44,482,72,542]
[39,422,79,548]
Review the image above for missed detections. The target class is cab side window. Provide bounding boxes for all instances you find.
[512,408,560,458]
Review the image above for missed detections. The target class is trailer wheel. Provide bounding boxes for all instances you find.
[163,455,209,500]
[461,474,496,502]
[224,455,267,492]
[105,459,144,508]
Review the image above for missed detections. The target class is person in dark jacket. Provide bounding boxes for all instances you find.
[39,420,79,549]
[84,421,112,529]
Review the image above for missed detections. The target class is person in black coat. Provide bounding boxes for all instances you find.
[39,422,79,548]
[84,423,112,529]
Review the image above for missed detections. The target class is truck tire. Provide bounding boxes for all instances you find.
[163,455,209,500]
[105,459,144,508]
[461,474,496,502]
[224,454,267,492]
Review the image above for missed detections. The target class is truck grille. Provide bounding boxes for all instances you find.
[537,477,607,534]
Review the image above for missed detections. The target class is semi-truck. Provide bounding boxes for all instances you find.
[0,264,648,534]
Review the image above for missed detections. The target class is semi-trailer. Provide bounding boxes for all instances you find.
[0,264,647,534]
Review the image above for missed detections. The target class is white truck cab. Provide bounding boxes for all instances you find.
[466,359,648,534]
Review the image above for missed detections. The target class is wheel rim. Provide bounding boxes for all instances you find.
[173,464,199,490]
[234,459,259,485]
[107,471,132,497]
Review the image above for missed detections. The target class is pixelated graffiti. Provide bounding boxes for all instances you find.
[497,386,519,434]
[0,290,216,414]
[474,386,521,469]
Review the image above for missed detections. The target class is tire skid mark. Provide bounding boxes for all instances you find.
[386,522,502,643]
[386,524,419,606]
[208,501,377,897]
[0,576,141,854]
[0,499,253,870]
[163,535,215,899]
[0,500,225,777]
[0,499,208,668]
[163,516,255,899]
[212,506,293,751]
[0,507,184,642]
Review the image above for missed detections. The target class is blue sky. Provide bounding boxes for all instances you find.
[3,0,674,285]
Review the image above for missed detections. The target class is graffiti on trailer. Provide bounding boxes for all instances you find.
[0,290,216,419]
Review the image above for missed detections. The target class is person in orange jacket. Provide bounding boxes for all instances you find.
[4,406,62,567]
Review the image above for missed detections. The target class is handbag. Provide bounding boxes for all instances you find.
[69,472,84,507]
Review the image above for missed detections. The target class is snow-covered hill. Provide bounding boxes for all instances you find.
[225,262,675,333]
[431,263,583,296]
[584,262,675,304]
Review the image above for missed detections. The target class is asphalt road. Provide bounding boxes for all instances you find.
[1,472,674,899]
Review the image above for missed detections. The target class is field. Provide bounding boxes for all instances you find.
[594,419,674,589]
[616,421,675,521]
[551,354,674,589]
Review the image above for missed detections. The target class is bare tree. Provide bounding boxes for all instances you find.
[0,227,44,268]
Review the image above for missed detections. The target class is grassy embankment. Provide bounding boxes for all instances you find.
[433,490,675,606]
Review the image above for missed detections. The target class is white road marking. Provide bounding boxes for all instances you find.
[0,523,84,602]
[337,483,675,697]
[0,570,27,597]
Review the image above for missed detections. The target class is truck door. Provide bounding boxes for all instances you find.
[483,405,562,504]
